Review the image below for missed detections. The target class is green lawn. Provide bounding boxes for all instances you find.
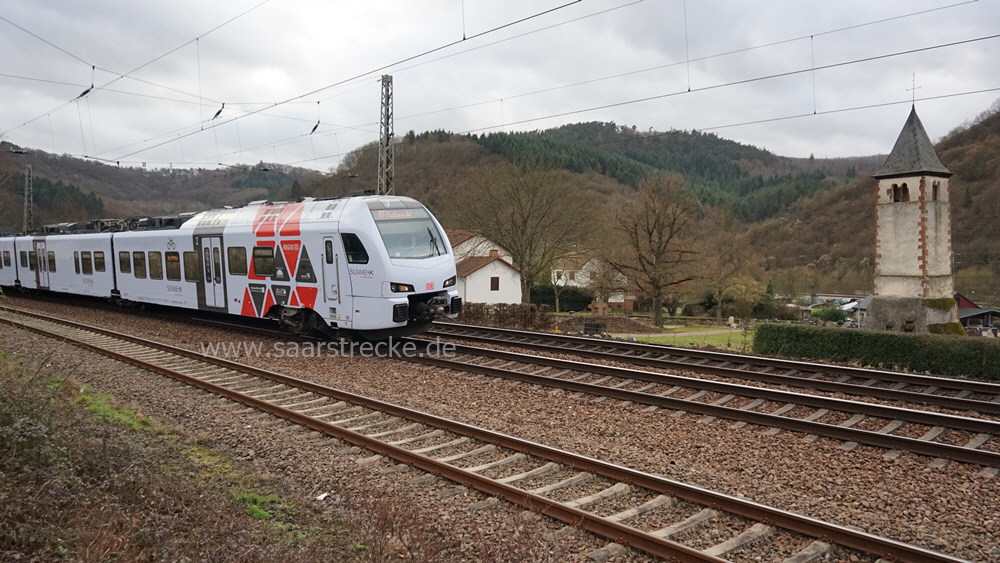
[615,329,754,352]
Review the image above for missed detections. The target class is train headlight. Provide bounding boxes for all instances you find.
[443,275,456,288]
[390,282,415,293]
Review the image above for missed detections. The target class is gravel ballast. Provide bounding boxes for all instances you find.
[3,296,998,562]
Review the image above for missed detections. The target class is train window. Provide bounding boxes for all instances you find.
[252,247,276,277]
[341,233,369,264]
[148,251,163,280]
[28,251,37,271]
[227,247,247,276]
[165,252,181,281]
[325,240,334,264]
[3,251,9,267]
[133,251,146,279]
[212,248,222,284]
[47,251,56,273]
[119,251,131,274]
[94,251,105,272]
[81,252,93,276]
[183,252,200,281]
[369,206,446,259]
[20,251,28,268]
[74,251,80,274]
[203,248,211,281]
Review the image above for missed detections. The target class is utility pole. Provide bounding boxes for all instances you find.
[23,165,32,233]
[377,74,394,195]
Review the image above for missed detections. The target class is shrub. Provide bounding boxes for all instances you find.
[812,306,847,323]
[529,285,593,311]
[455,302,552,330]
[753,323,1000,380]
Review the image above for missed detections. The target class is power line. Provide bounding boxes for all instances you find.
[0,1,272,138]
[458,33,1000,134]
[90,1,586,164]
[20,1,994,176]
[43,1,585,177]
[107,26,1000,171]
[394,0,978,121]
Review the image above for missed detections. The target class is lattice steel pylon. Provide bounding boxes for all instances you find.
[377,75,394,195]
[23,165,33,233]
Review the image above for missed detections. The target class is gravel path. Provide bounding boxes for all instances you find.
[3,295,998,562]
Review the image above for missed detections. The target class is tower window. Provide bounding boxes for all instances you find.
[891,183,910,202]
[932,181,940,201]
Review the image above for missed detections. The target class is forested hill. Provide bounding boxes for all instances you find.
[469,123,880,222]
[0,145,312,228]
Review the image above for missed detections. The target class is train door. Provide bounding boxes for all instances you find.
[321,237,340,304]
[321,236,352,324]
[201,236,226,308]
[33,240,49,289]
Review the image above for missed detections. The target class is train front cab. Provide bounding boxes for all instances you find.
[333,197,460,339]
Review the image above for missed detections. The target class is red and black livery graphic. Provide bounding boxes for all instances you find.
[240,203,318,317]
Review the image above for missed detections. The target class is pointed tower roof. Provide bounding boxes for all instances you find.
[873,106,951,179]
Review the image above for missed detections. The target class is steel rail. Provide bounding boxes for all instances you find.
[0,310,720,562]
[426,326,1000,416]
[433,342,1000,435]
[429,323,1000,395]
[0,309,970,563]
[402,341,1000,468]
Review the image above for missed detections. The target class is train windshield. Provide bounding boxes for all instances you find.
[370,207,446,259]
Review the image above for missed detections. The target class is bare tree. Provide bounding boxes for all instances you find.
[587,258,628,303]
[606,173,698,326]
[697,207,761,322]
[452,158,593,303]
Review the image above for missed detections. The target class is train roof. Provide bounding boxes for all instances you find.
[21,193,427,236]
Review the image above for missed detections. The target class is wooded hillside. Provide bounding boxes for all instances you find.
[1,102,997,305]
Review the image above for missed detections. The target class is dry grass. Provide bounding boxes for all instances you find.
[0,348,570,562]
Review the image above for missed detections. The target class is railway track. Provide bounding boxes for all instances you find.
[426,324,1000,408]
[0,307,973,563]
[415,329,1000,472]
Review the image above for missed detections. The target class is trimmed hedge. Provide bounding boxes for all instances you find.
[753,323,1000,381]
[455,302,552,331]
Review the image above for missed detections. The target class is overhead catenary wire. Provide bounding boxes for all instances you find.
[0,1,272,137]
[64,0,585,170]
[0,4,944,170]
[16,0,992,175]
[457,33,1000,134]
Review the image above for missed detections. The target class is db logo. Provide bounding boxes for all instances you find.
[426,282,435,290]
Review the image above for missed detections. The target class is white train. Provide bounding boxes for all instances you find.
[0,194,462,339]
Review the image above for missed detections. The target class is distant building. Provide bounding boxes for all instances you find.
[550,254,598,287]
[954,292,999,330]
[863,106,959,333]
[454,254,521,304]
[445,229,521,304]
[447,229,512,262]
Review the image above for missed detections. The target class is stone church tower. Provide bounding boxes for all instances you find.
[864,106,958,332]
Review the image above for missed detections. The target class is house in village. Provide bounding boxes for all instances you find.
[551,254,637,312]
[954,292,999,333]
[445,229,521,304]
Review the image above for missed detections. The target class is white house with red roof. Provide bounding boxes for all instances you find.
[446,229,521,304]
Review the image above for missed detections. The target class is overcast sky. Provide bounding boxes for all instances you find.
[1,0,998,173]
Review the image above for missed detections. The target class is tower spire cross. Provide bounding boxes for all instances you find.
[907,73,922,104]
